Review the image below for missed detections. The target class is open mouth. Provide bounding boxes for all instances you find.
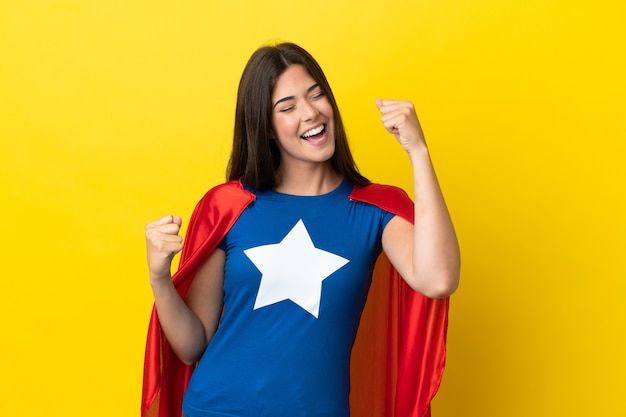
[301,124,326,140]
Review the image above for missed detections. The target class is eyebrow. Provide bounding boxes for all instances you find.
[273,83,321,109]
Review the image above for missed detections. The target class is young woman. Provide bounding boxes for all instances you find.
[142,42,460,417]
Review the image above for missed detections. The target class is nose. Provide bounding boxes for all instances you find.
[300,100,319,121]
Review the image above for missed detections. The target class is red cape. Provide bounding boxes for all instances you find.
[142,180,449,417]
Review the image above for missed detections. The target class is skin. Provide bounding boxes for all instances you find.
[270,64,341,195]
[376,98,460,298]
[145,64,460,365]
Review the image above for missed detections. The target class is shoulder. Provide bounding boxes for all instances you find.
[187,180,256,227]
[350,183,413,223]
[203,179,250,198]
[177,181,254,266]
[196,180,256,209]
[350,183,411,202]
[183,180,255,245]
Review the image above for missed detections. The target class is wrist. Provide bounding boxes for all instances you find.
[407,143,430,160]
[149,271,173,288]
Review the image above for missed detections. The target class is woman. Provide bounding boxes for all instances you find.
[142,42,459,417]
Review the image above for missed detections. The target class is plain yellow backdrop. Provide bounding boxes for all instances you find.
[1,0,624,416]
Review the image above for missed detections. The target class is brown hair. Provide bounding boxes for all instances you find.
[226,42,370,190]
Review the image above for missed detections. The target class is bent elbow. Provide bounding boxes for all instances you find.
[180,357,198,367]
[415,269,460,299]
[423,281,458,299]
[172,345,204,367]
[177,350,202,366]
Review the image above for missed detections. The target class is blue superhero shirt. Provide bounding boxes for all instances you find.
[183,179,396,417]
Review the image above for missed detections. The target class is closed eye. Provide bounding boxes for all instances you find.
[278,104,295,113]
[310,90,325,100]
[274,84,324,112]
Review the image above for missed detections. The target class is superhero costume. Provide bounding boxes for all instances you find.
[142,179,449,417]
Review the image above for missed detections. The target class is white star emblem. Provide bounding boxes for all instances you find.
[243,219,349,318]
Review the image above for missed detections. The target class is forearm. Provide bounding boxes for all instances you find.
[408,145,460,298]
[150,274,208,365]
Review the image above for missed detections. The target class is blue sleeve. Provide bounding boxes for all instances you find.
[381,209,399,231]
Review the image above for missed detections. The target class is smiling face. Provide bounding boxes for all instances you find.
[270,64,336,170]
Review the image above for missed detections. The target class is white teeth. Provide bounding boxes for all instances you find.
[302,125,324,138]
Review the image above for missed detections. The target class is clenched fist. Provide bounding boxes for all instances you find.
[145,215,183,284]
[375,99,427,154]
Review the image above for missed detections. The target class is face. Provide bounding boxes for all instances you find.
[270,64,335,169]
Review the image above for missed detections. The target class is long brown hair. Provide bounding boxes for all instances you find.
[226,42,370,190]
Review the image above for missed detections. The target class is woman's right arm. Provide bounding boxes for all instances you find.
[145,215,225,366]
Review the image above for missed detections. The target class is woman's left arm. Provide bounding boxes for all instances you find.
[377,99,460,298]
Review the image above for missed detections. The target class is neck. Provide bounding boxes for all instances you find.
[274,164,342,196]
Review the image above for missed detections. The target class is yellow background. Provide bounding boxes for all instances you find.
[1,0,624,416]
